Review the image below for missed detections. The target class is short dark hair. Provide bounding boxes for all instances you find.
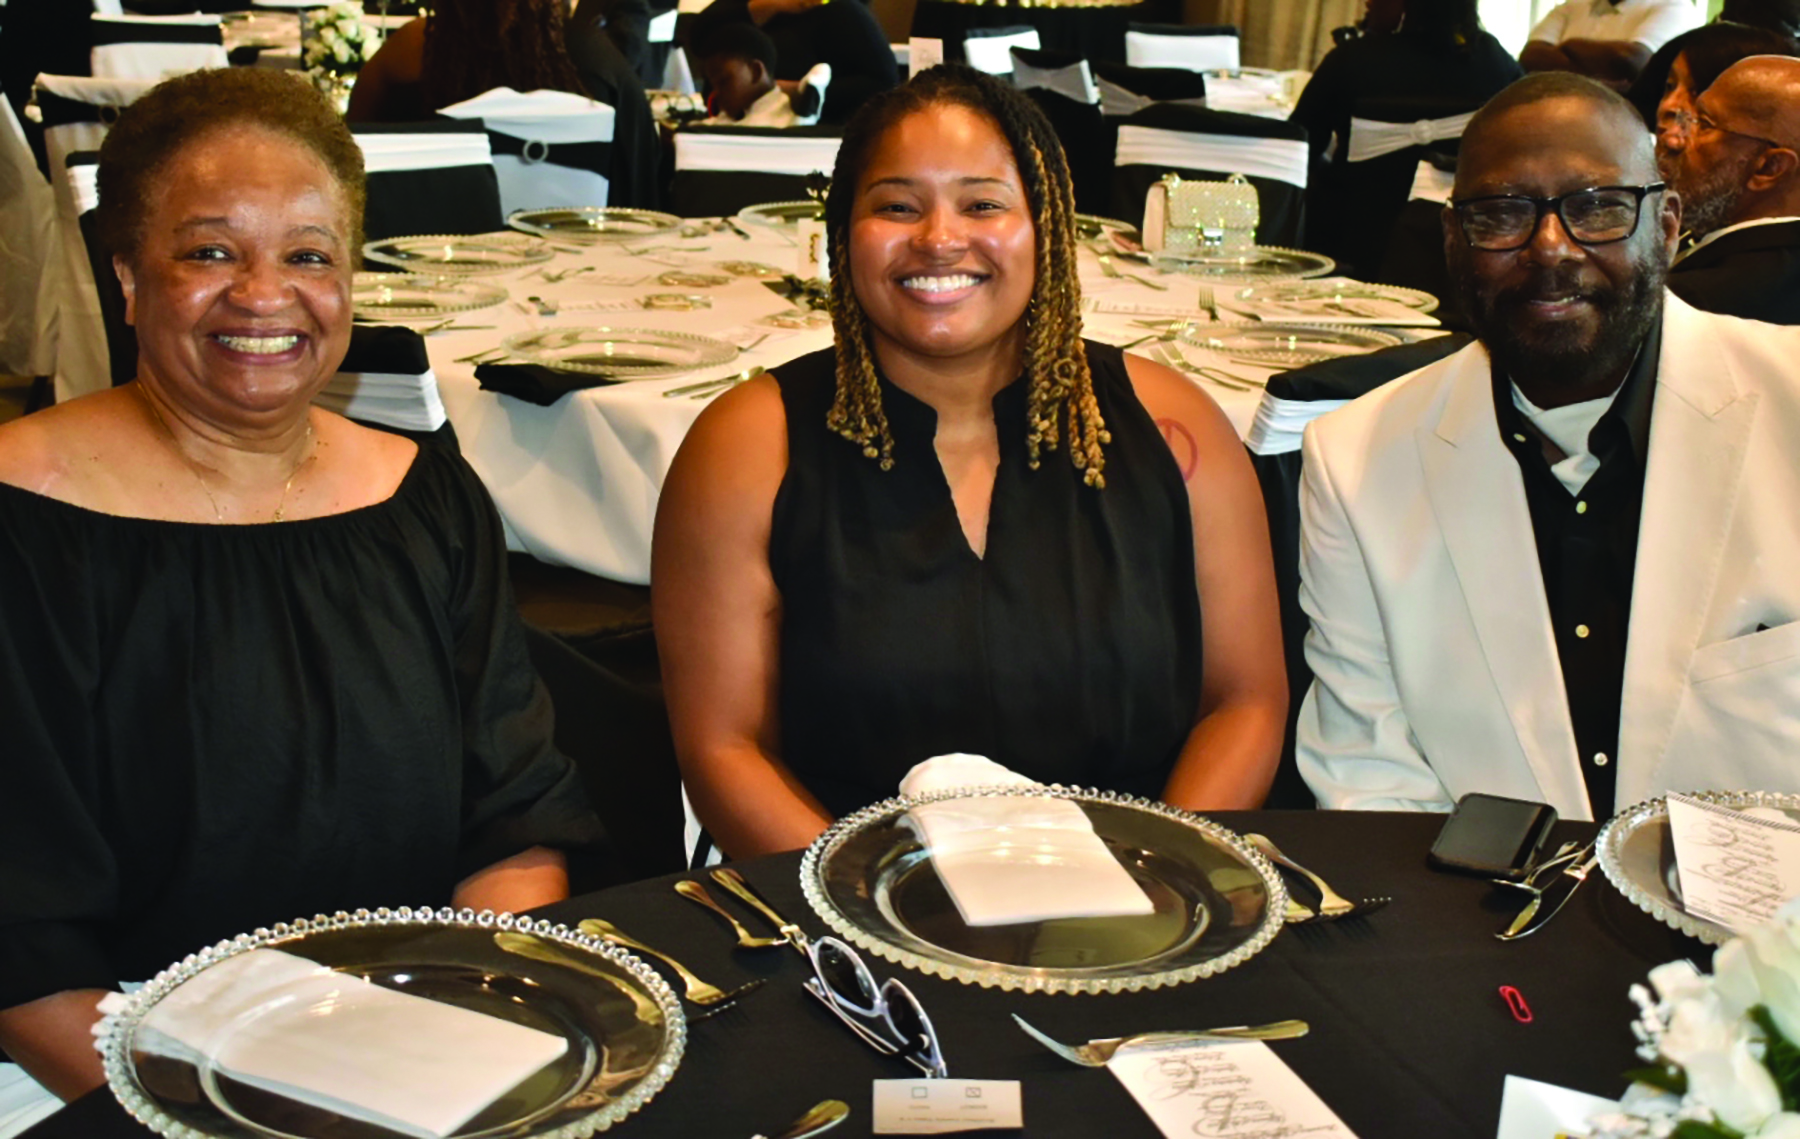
[1459,72,1654,188]
[696,21,778,74]
[97,68,366,261]
[1682,20,1799,93]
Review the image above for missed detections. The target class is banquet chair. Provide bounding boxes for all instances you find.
[1022,88,1110,215]
[349,121,505,242]
[1123,22,1239,73]
[321,324,458,448]
[1245,334,1472,810]
[962,25,1039,78]
[1110,102,1310,247]
[0,89,58,409]
[89,13,228,80]
[31,73,152,403]
[1092,60,1208,117]
[438,87,617,217]
[63,151,136,389]
[670,124,841,217]
[1009,47,1097,106]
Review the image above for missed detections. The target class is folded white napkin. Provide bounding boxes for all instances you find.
[122,948,567,1139]
[898,754,1156,927]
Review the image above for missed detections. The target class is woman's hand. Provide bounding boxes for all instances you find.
[1125,353,1288,810]
[652,375,835,858]
[0,989,109,1103]
[452,846,570,913]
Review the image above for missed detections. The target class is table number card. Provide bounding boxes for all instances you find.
[1667,793,1800,932]
[872,1079,1022,1134]
[1108,1041,1358,1139]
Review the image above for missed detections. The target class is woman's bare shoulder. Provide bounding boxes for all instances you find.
[0,392,136,498]
[671,371,789,484]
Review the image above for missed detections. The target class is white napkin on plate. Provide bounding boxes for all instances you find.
[898,754,1156,927]
[125,948,568,1139]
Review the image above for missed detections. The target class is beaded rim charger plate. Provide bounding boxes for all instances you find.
[800,786,1288,994]
[363,234,555,275]
[1232,279,1439,314]
[97,909,685,1139]
[1175,323,1403,368]
[502,327,739,378]
[507,207,683,243]
[1597,791,1800,946]
[736,200,824,227]
[1126,245,1336,282]
[352,273,508,319]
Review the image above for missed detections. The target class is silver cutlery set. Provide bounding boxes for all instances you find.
[1494,840,1599,940]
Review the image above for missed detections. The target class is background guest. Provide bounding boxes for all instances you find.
[1522,0,1702,89]
[687,0,897,123]
[1662,55,1800,322]
[653,66,1287,858]
[1625,21,1795,141]
[695,22,828,126]
[0,67,601,1114]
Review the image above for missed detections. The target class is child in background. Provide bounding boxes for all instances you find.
[695,22,829,126]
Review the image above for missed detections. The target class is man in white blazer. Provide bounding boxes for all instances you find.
[1297,72,1800,821]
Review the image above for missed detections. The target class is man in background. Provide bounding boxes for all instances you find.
[1522,0,1702,88]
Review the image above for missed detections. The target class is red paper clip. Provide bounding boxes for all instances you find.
[1499,985,1533,1023]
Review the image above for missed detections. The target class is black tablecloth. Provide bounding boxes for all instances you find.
[24,810,1709,1139]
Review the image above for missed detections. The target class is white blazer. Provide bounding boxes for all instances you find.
[1296,295,1800,820]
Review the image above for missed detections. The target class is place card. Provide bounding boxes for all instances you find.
[1496,1075,1619,1139]
[872,1079,1022,1134]
[1667,793,1800,932]
[1108,1040,1358,1139]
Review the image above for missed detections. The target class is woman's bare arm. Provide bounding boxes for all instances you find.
[452,845,569,913]
[1125,354,1288,810]
[653,376,833,857]
[0,990,108,1103]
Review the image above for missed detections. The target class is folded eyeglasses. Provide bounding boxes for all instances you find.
[803,936,948,1079]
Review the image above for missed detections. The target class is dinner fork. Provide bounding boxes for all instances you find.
[1246,834,1388,921]
[1196,284,1221,322]
[1093,248,1169,291]
[675,879,787,948]
[578,918,766,1008]
[1012,1014,1309,1067]
[1153,344,1255,392]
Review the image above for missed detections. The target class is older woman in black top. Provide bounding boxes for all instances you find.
[654,67,1286,858]
[0,68,601,1111]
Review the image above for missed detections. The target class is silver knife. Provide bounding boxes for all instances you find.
[1499,851,1599,940]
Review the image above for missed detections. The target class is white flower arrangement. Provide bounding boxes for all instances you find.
[1590,899,1800,1139]
[301,2,376,78]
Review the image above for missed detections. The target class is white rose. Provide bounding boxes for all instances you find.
[333,39,351,63]
[1685,1036,1782,1133]
[1716,913,1800,1044]
[1648,960,1708,1004]
[1757,1114,1800,1139]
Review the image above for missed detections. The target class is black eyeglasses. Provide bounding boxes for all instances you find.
[1692,108,1785,151]
[804,936,948,1078]
[1449,184,1666,251]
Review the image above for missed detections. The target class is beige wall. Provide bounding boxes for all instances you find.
[869,0,918,44]
[1184,0,1363,71]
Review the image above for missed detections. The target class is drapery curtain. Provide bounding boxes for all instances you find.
[1182,0,1363,71]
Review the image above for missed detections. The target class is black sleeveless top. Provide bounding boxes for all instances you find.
[771,341,1204,818]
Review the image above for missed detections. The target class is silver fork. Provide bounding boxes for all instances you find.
[578,918,767,1008]
[1095,249,1169,291]
[1196,284,1221,321]
[1012,1014,1309,1067]
[1246,833,1387,920]
[1153,343,1254,392]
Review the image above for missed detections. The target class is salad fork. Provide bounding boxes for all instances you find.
[578,918,766,1008]
[1012,1014,1308,1067]
[1246,833,1388,921]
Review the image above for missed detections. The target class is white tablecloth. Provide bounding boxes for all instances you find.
[419,222,1303,584]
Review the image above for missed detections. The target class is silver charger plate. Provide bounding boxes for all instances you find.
[1597,791,1800,946]
[1232,280,1439,314]
[503,327,738,378]
[353,273,508,319]
[363,234,554,275]
[97,908,685,1139]
[737,200,824,227]
[508,207,683,243]
[800,786,1288,994]
[1128,245,1336,283]
[1075,214,1140,243]
[1176,323,1402,368]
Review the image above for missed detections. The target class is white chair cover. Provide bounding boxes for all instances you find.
[354,130,493,174]
[439,87,616,214]
[0,94,57,376]
[89,13,228,80]
[1345,110,1475,164]
[1114,123,1308,188]
[34,74,154,402]
[1011,51,1097,105]
[963,27,1038,76]
[1125,30,1239,72]
[647,8,677,44]
[673,130,841,176]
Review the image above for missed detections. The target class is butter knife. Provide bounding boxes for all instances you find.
[1498,851,1599,940]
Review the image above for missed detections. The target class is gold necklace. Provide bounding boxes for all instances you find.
[135,385,317,523]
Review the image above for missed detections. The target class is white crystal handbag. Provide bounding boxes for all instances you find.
[1142,172,1259,255]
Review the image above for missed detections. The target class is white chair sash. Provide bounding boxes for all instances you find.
[440,88,616,213]
[65,156,100,216]
[1245,393,1350,456]
[1124,31,1238,72]
[314,370,448,432]
[90,14,227,80]
[355,132,494,174]
[673,131,841,176]
[1115,124,1308,188]
[1409,159,1456,203]
[1345,111,1475,164]
[1097,77,1207,118]
[647,8,677,44]
[963,28,1038,75]
[1012,53,1097,105]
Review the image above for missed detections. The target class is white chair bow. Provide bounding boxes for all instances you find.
[1012,52,1097,106]
[440,87,617,214]
[1345,111,1475,164]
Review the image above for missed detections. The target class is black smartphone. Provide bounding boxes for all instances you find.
[1426,793,1558,881]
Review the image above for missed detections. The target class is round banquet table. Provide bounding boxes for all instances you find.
[22,810,1709,1139]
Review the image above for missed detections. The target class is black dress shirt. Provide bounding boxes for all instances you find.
[1490,324,1660,815]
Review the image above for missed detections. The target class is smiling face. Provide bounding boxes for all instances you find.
[1447,94,1678,404]
[847,103,1037,380]
[115,124,354,423]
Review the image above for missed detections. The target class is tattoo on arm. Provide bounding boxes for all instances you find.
[1156,417,1198,482]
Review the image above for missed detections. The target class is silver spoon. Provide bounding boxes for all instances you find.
[751,1099,850,1139]
[674,879,787,948]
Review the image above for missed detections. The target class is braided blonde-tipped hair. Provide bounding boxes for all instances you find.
[822,65,1111,487]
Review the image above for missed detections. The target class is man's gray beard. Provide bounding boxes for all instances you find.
[1670,153,1751,240]
[1453,248,1668,397]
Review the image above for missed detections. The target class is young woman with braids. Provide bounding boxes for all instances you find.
[653,66,1287,858]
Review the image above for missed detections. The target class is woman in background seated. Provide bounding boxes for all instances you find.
[0,68,601,1121]
[654,66,1287,859]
